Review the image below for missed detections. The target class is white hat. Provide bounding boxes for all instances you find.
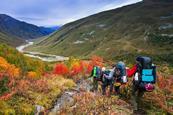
[102,67,106,71]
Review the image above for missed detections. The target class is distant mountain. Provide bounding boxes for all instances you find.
[39,26,61,35]
[0,14,58,40]
[26,0,173,64]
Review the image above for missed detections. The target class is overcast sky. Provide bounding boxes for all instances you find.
[0,0,142,26]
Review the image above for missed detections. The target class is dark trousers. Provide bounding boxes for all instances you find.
[102,78,113,95]
[92,78,98,92]
[114,85,120,95]
[131,82,144,110]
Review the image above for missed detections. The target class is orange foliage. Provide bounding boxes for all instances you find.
[53,63,69,75]
[53,56,104,76]
[7,65,20,78]
[0,57,20,78]
[80,61,90,74]
[70,62,83,76]
[91,55,103,67]
[16,80,30,95]
[86,56,104,74]
[27,71,38,79]
[86,63,94,74]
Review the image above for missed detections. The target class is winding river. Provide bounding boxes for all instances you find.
[16,41,69,62]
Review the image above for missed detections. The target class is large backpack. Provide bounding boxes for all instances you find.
[115,61,128,83]
[135,56,156,91]
[93,66,101,79]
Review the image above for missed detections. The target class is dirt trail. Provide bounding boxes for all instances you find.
[48,79,92,114]
[46,79,135,115]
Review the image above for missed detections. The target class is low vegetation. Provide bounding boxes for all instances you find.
[0,44,76,114]
[0,44,173,114]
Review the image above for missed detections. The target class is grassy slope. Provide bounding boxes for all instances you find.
[26,1,173,64]
[0,31,24,47]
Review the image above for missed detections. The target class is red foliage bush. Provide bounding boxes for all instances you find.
[53,63,69,75]
[70,63,83,76]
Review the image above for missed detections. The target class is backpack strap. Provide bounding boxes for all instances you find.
[93,67,97,77]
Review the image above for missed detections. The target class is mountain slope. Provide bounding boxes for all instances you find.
[0,14,57,40]
[26,0,173,63]
[0,31,24,46]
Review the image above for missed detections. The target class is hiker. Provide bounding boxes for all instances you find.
[101,66,115,95]
[90,66,102,92]
[113,61,128,95]
[128,56,157,111]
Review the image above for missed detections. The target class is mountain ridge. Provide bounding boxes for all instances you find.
[0,14,58,40]
[25,0,173,64]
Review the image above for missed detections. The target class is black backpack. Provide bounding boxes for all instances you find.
[135,56,156,91]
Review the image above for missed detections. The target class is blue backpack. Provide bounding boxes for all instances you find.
[141,69,155,83]
[136,56,156,91]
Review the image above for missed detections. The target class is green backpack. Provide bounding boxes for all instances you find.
[93,66,101,78]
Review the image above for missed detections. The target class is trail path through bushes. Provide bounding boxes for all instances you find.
[48,79,92,114]
[48,79,133,115]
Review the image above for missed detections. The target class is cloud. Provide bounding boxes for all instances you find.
[0,0,142,26]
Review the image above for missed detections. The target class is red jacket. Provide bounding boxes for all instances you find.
[126,64,137,77]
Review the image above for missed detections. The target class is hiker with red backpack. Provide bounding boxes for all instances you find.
[128,56,157,111]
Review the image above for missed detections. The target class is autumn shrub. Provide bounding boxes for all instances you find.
[60,92,132,114]
[32,79,49,93]
[0,56,20,100]
[0,57,20,78]
[0,44,50,76]
[53,63,69,75]
[86,55,104,74]
[16,80,30,96]
[91,55,104,67]
[26,71,38,80]
[143,73,173,114]
[70,62,83,76]
[0,100,15,114]
[65,56,104,76]
[0,76,9,96]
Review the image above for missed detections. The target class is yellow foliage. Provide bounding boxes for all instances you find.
[0,100,15,114]
[64,80,76,89]
[18,103,34,114]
